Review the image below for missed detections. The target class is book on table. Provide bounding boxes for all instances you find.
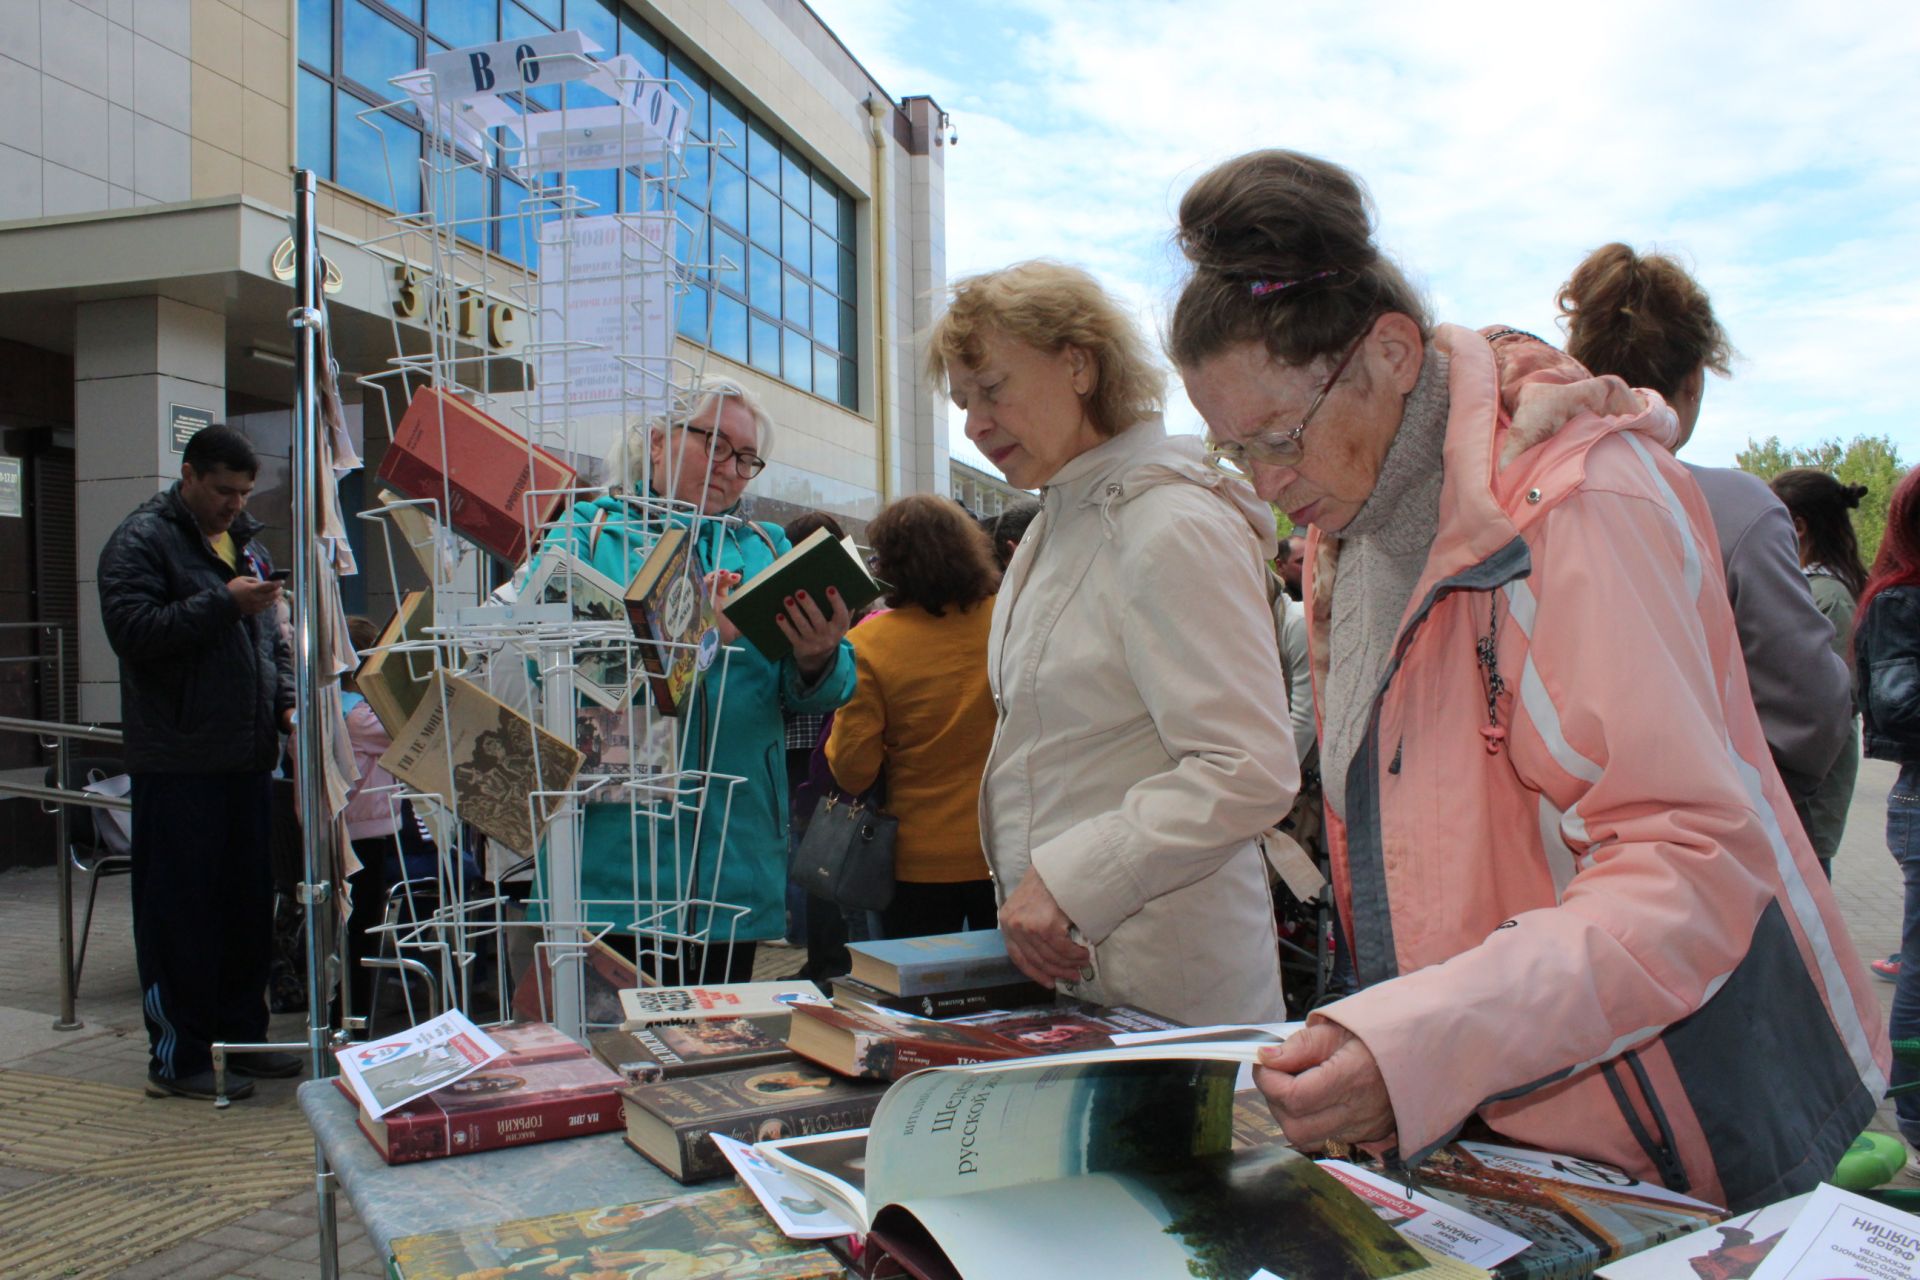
[827,974,1055,1019]
[375,383,578,566]
[590,1015,794,1086]
[355,588,435,738]
[509,933,638,1026]
[785,997,1182,1081]
[617,981,821,1030]
[623,524,710,716]
[618,1059,888,1184]
[844,929,1025,998]
[387,1184,842,1280]
[719,526,885,661]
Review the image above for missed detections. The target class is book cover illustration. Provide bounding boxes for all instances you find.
[622,1063,886,1181]
[594,1016,792,1084]
[521,549,641,711]
[334,1010,503,1117]
[380,673,584,854]
[574,705,677,789]
[624,525,709,717]
[1595,1191,1807,1279]
[388,1185,841,1280]
[619,982,820,1029]
[511,935,639,1026]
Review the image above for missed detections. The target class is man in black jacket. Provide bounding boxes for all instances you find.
[97,425,301,1100]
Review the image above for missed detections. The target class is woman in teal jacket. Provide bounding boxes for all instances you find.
[539,378,855,984]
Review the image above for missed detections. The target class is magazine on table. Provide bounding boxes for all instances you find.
[334,1010,504,1118]
[1748,1182,1920,1280]
[1594,1191,1810,1278]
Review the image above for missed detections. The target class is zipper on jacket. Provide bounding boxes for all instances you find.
[1600,1052,1690,1193]
[1388,739,1403,775]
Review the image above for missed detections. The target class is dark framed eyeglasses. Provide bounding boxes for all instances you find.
[680,423,767,477]
[1206,327,1369,474]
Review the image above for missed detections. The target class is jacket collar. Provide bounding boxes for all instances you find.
[1043,415,1278,558]
[156,481,265,546]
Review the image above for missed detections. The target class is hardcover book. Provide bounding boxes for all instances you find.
[618,981,819,1030]
[379,672,584,854]
[520,548,641,711]
[388,1185,842,1280]
[719,526,884,661]
[355,589,435,738]
[343,1022,625,1165]
[619,1063,887,1183]
[827,975,1054,1019]
[845,930,1024,998]
[375,384,577,565]
[509,934,639,1026]
[590,1015,793,1085]
[623,525,709,716]
[786,999,1182,1081]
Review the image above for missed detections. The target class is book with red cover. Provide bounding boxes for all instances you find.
[337,1022,624,1165]
[375,384,577,565]
[785,999,1181,1081]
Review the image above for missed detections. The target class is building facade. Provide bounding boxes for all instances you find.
[0,0,948,724]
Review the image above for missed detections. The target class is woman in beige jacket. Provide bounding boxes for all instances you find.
[927,261,1300,1026]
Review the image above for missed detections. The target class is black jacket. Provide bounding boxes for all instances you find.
[1856,583,1920,762]
[97,485,294,774]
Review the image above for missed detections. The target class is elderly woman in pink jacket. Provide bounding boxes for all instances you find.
[1170,149,1887,1212]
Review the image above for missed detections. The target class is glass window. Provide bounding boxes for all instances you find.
[812,285,837,347]
[342,0,418,97]
[780,148,806,208]
[453,158,490,244]
[666,49,707,140]
[782,205,809,275]
[424,0,490,49]
[675,211,703,278]
[501,3,559,108]
[813,347,838,402]
[749,314,779,375]
[710,86,744,154]
[514,0,560,25]
[748,245,781,317]
[746,118,779,186]
[710,159,745,231]
[809,227,835,286]
[297,0,332,73]
[499,176,537,269]
[339,106,420,213]
[747,179,778,251]
[566,0,617,57]
[783,270,810,331]
[839,358,857,410]
[711,228,744,295]
[712,293,747,364]
[837,193,855,244]
[384,0,420,20]
[783,328,812,392]
[297,70,332,178]
[570,167,617,217]
[676,283,709,344]
[562,77,615,109]
[624,169,666,213]
[619,9,665,76]
[811,172,834,227]
[680,139,708,203]
[838,247,856,300]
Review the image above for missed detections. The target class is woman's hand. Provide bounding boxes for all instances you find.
[778,587,852,681]
[704,571,743,646]
[1254,1022,1395,1150]
[999,868,1090,986]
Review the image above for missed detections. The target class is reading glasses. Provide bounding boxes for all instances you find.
[1205,329,1367,474]
[680,423,768,477]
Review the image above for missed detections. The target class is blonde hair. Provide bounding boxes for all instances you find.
[926,260,1166,436]
[604,376,776,491]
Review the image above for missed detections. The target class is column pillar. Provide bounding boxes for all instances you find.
[74,296,226,721]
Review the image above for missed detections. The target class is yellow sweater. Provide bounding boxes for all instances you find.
[825,599,996,883]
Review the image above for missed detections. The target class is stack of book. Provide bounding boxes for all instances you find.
[830,929,1053,1018]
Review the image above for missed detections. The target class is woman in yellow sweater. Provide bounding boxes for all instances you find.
[826,494,1000,939]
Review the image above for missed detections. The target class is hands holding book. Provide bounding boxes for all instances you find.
[708,570,852,680]
[998,868,1091,986]
[1254,1021,1395,1152]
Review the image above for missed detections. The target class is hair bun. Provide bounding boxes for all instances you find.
[1844,482,1869,507]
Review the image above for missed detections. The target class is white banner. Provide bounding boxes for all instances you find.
[421,29,600,102]
[534,214,677,422]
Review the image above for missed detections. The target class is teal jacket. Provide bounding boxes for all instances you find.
[539,495,856,942]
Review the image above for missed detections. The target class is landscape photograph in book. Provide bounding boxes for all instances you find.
[525,552,639,711]
[575,706,676,786]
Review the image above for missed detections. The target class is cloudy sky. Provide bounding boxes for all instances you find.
[808,0,1919,476]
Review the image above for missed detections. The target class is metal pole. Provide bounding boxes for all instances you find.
[289,167,341,1280]
[52,625,80,1031]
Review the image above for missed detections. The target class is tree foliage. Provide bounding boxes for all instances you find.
[1734,434,1908,566]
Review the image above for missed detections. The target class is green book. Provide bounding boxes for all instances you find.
[720,527,883,661]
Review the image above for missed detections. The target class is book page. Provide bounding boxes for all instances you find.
[334,1010,504,1117]
[712,1133,862,1240]
[1750,1183,1920,1280]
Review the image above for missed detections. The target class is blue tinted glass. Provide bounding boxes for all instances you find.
[666,49,707,140]
[446,162,487,244]
[783,328,811,392]
[811,173,834,226]
[712,293,747,362]
[839,358,856,409]
[710,87,744,157]
[678,144,708,206]
[342,1,418,96]
[748,245,780,316]
[839,303,855,355]
[502,4,559,108]
[746,118,779,185]
[385,0,420,19]
[749,315,779,375]
[812,285,836,347]
[623,170,666,212]
[838,247,856,299]
[515,0,560,24]
[783,205,809,274]
[562,77,615,109]
[837,193,854,244]
[781,149,806,208]
[572,167,617,216]
[675,211,704,277]
[425,0,491,48]
[677,283,709,343]
[809,227,833,285]
[748,180,778,250]
[567,0,618,56]
[784,271,810,330]
[712,229,744,294]
[710,160,745,231]
[499,177,538,269]
[296,70,331,178]
[339,107,420,213]
[297,0,331,74]
[813,347,838,402]
[619,9,665,76]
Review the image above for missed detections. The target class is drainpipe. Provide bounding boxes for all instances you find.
[864,95,893,503]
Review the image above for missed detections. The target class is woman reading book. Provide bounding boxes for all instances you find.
[1168,148,1887,1212]
[534,377,855,984]
[926,260,1301,1026]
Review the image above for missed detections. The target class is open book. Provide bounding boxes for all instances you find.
[749,1034,1450,1280]
[720,527,884,661]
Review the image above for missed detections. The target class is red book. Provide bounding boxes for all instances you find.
[376,384,577,565]
[337,1022,624,1165]
[785,999,1181,1080]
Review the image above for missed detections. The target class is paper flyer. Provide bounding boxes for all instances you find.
[1320,1160,1532,1269]
[1750,1182,1920,1280]
[711,1133,863,1240]
[1457,1141,1724,1212]
[333,1011,505,1118]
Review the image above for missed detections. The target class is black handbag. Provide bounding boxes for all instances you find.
[793,785,897,912]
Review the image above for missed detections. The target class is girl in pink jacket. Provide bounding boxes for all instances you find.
[1170,149,1887,1212]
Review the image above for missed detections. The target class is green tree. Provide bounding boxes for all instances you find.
[1735,434,1907,566]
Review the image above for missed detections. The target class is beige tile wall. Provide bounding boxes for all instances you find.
[188,0,290,204]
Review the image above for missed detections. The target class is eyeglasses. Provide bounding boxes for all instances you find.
[680,423,767,477]
[1206,328,1368,474]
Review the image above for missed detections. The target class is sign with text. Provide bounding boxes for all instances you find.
[533,214,676,422]
[421,29,598,103]
[170,404,214,453]
[0,457,20,518]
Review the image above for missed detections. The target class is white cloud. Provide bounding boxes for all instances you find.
[813,0,1920,475]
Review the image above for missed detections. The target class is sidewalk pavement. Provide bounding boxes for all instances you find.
[0,758,1909,1277]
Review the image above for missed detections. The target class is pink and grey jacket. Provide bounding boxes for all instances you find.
[1305,325,1888,1212]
